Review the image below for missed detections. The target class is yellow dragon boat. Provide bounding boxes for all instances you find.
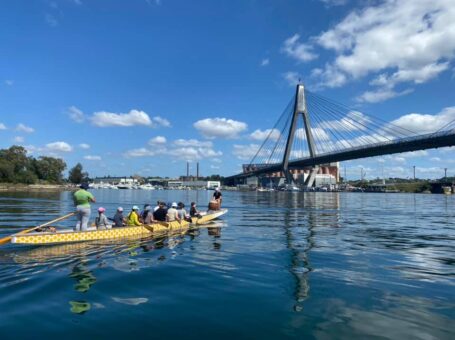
[11,209,227,245]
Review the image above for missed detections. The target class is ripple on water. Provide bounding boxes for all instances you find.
[0,190,453,338]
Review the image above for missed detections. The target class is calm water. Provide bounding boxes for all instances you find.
[0,190,453,339]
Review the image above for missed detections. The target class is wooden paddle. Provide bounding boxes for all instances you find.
[0,212,76,246]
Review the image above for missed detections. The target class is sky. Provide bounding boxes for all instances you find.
[0,0,454,180]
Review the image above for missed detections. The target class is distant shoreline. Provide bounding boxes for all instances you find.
[0,184,76,192]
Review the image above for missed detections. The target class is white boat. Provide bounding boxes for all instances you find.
[139,183,155,190]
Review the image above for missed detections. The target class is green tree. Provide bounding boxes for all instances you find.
[0,146,36,183]
[34,157,67,183]
[68,163,89,184]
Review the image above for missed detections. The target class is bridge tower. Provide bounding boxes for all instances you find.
[282,84,318,186]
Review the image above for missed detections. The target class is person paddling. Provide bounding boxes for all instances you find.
[73,182,96,231]
[111,207,125,228]
[95,207,111,230]
[127,206,141,226]
[190,202,202,218]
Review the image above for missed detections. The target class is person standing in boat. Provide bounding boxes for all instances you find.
[213,187,222,209]
[127,206,141,226]
[73,182,96,232]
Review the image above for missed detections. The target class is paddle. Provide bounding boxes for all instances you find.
[0,212,76,246]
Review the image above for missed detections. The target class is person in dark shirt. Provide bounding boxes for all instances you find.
[153,201,168,222]
[213,187,222,208]
[190,202,202,218]
[110,207,125,228]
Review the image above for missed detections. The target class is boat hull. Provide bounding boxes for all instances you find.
[11,209,227,245]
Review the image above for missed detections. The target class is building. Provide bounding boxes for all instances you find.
[167,180,221,189]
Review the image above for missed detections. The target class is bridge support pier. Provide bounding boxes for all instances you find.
[282,83,317,186]
[304,166,319,188]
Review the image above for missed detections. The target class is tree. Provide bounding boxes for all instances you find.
[68,163,89,184]
[0,146,36,183]
[34,157,67,183]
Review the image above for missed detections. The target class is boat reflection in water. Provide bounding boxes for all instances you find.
[9,222,224,314]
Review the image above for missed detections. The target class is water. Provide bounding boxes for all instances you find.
[0,190,453,339]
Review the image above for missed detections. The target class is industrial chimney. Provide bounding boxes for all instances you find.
[196,162,199,179]
[186,161,189,177]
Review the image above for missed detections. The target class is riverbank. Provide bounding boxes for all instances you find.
[0,183,75,192]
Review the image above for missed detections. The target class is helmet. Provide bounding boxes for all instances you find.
[98,207,106,213]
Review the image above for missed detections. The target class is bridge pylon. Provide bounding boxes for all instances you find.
[282,83,317,186]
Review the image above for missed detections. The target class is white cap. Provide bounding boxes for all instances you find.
[171,202,177,208]
[117,207,123,212]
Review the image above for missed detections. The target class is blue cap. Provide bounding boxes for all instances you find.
[80,182,89,190]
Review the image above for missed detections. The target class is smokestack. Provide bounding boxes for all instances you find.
[196,162,199,179]
[186,162,189,177]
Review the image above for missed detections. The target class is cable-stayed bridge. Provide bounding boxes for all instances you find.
[225,84,455,186]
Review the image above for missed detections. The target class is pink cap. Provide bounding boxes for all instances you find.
[98,207,106,213]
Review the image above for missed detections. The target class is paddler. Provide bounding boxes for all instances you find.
[95,207,111,230]
[127,206,141,226]
[166,202,181,222]
[110,207,125,227]
[73,182,96,231]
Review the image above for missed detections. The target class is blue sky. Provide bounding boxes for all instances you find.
[0,0,454,179]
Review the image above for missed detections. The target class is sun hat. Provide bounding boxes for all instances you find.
[132,205,139,210]
[98,207,106,213]
[171,202,177,208]
[117,207,123,212]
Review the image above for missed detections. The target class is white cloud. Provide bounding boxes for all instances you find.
[430,157,441,162]
[249,128,281,141]
[211,158,222,163]
[261,58,270,66]
[283,71,301,86]
[295,127,331,141]
[152,116,171,127]
[79,143,90,149]
[45,141,73,152]
[356,88,414,103]
[194,117,247,139]
[233,144,261,160]
[123,147,157,158]
[84,155,101,161]
[13,136,24,143]
[91,109,153,127]
[68,106,85,123]
[308,0,455,101]
[0,123,6,130]
[390,106,455,134]
[16,123,34,133]
[210,165,220,169]
[400,150,428,158]
[318,111,370,131]
[176,146,222,161]
[149,136,167,145]
[4,80,13,86]
[282,34,317,62]
[173,139,213,147]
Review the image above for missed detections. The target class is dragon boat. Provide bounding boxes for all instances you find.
[11,209,228,245]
